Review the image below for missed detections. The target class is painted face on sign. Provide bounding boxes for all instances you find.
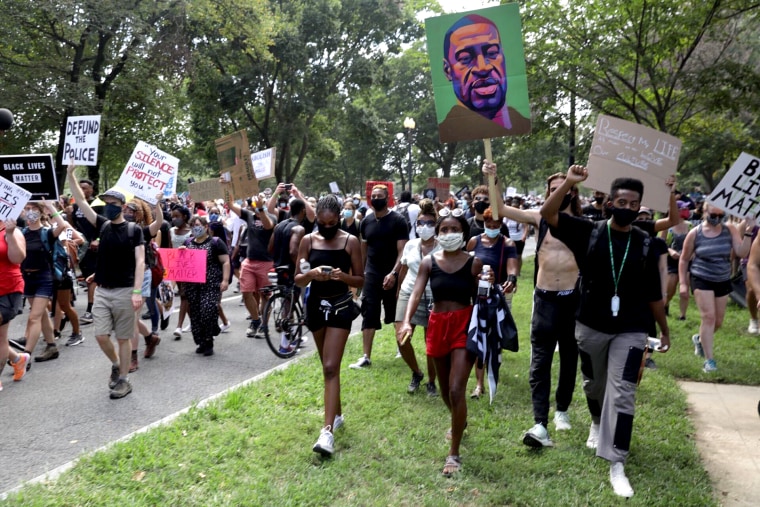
[444,20,507,121]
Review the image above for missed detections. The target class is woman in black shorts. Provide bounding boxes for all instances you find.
[295,195,364,457]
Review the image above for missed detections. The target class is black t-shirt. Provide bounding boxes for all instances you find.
[582,204,605,221]
[272,218,300,273]
[467,216,509,240]
[71,201,104,241]
[359,210,408,275]
[550,214,661,334]
[94,217,145,288]
[240,208,277,262]
[22,228,54,271]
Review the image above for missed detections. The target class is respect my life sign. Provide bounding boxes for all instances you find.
[116,142,179,205]
[157,248,206,283]
[62,115,101,166]
[708,153,760,219]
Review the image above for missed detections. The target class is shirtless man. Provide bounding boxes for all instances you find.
[482,161,580,447]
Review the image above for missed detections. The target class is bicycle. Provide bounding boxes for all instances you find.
[260,266,306,359]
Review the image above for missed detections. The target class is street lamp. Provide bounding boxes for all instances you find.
[403,117,415,193]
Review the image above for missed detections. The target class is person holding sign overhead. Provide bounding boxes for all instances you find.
[540,165,669,498]
[181,216,230,356]
[67,162,145,400]
[678,204,754,373]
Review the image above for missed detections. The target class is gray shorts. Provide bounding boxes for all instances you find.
[395,291,431,327]
[0,293,22,325]
[93,286,136,339]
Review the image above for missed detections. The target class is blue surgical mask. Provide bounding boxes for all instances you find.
[104,203,122,220]
[191,225,205,237]
[484,227,500,238]
[342,210,353,219]
[209,213,219,223]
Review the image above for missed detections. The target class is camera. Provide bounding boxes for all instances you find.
[284,183,293,191]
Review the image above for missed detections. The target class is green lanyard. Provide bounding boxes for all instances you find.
[608,220,631,297]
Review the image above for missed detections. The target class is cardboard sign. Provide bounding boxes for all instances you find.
[216,130,258,201]
[188,179,223,203]
[425,4,532,143]
[62,115,101,166]
[0,175,33,221]
[364,181,396,208]
[586,115,681,212]
[427,177,450,200]
[708,152,760,219]
[116,142,179,205]
[0,154,59,200]
[251,147,276,181]
[158,248,206,283]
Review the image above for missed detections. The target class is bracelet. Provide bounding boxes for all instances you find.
[507,274,517,284]
[132,289,142,294]
[745,233,753,238]
[51,211,61,218]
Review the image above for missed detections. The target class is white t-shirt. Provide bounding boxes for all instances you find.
[399,238,441,297]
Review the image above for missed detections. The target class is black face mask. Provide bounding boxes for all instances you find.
[594,196,604,205]
[473,201,489,214]
[560,194,573,210]
[104,203,122,220]
[610,207,638,227]
[370,198,387,211]
[318,223,339,240]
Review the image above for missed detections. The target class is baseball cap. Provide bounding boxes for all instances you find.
[638,207,653,217]
[99,189,126,204]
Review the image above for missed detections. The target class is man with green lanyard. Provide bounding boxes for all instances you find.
[541,165,670,499]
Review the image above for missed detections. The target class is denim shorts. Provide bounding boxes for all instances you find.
[23,269,54,299]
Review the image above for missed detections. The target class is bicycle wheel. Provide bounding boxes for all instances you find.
[263,292,301,359]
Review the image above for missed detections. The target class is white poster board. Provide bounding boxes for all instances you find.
[0,175,33,221]
[708,152,760,219]
[586,115,681,212]
[251,147,276,181]
[329,181,340,194]
[506,186,517,197]
[62,115,101,166]
[116,141,179,205]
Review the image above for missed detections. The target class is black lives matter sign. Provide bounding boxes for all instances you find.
[709,153,760,219]
[0,154,59,200]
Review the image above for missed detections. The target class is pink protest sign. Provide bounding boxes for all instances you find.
[158,248,206,283]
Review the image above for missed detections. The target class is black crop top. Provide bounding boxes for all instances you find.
[308,235,353,298]
[430,255,474,306]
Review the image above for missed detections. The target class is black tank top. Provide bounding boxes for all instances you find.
[430,255,474,306]
[308,234,352,297]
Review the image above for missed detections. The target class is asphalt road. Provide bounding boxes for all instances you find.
[0,287,331,494]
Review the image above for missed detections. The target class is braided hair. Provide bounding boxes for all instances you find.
[316,194,342,217]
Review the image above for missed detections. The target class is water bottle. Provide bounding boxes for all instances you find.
[299,258,311,274]
[478,265,491,298]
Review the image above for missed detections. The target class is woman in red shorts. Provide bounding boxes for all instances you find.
[399,208,482,477]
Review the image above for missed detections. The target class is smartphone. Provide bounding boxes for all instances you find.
[284,183,293,191]
[321,266,333,274]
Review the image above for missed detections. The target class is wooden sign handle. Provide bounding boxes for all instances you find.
[484,139,499,221]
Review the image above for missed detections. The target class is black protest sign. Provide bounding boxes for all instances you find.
[0,154,59,200]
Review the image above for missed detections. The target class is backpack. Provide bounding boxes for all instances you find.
[24,227,73,282]
[146,240,164,288]
[396,203,412,234]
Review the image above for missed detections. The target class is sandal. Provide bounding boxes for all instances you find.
[470,385,483,399]
[442,455,462,477]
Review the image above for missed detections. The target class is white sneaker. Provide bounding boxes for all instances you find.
[609,462,634,498]
[333,414,344,431]
[522,423,554,448]
[173,327,182,338]
[554,411,572,431]
[182,324,191,332]
[749,319,759,334]
[349,355,371,369]
[312,426,334,456]
[586,422,600,449]
[220,322,231,333]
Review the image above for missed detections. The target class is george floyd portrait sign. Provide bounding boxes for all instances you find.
[425,3,532,144]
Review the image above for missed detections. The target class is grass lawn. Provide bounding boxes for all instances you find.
[5,267,758,506]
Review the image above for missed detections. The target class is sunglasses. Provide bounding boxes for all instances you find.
[416,219,436,227]
[708,213,725,220]
[473,196,489,202]
[439,207,465,218]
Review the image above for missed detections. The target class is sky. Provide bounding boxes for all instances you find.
[435,0,500,14]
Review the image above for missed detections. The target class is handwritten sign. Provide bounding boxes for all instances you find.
[188,179,222,203]
[116,142,179,205]
[0,154,59,200]
[586,115,681,212]
[216,130,258,201]
[62,115,101,166]
[0,175,32,221]
[708,152,760,219]
[251,147,275,181]
[157,248,206,283]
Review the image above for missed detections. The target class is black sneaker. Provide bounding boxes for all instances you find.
[160,315,170,331]
[426,382,438,397]
[408,372,424,393]
[65,334,85,347]
[141,311,151,320]
[80,312,94,325]
[110,379,133,399]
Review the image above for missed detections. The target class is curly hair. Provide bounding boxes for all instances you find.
[127,199,154,226]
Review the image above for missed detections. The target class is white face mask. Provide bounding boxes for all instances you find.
[438,232,464,252]
[25,210,41,223]
[417,225,435,241]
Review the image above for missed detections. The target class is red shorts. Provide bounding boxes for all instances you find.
[426,306,472,358]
